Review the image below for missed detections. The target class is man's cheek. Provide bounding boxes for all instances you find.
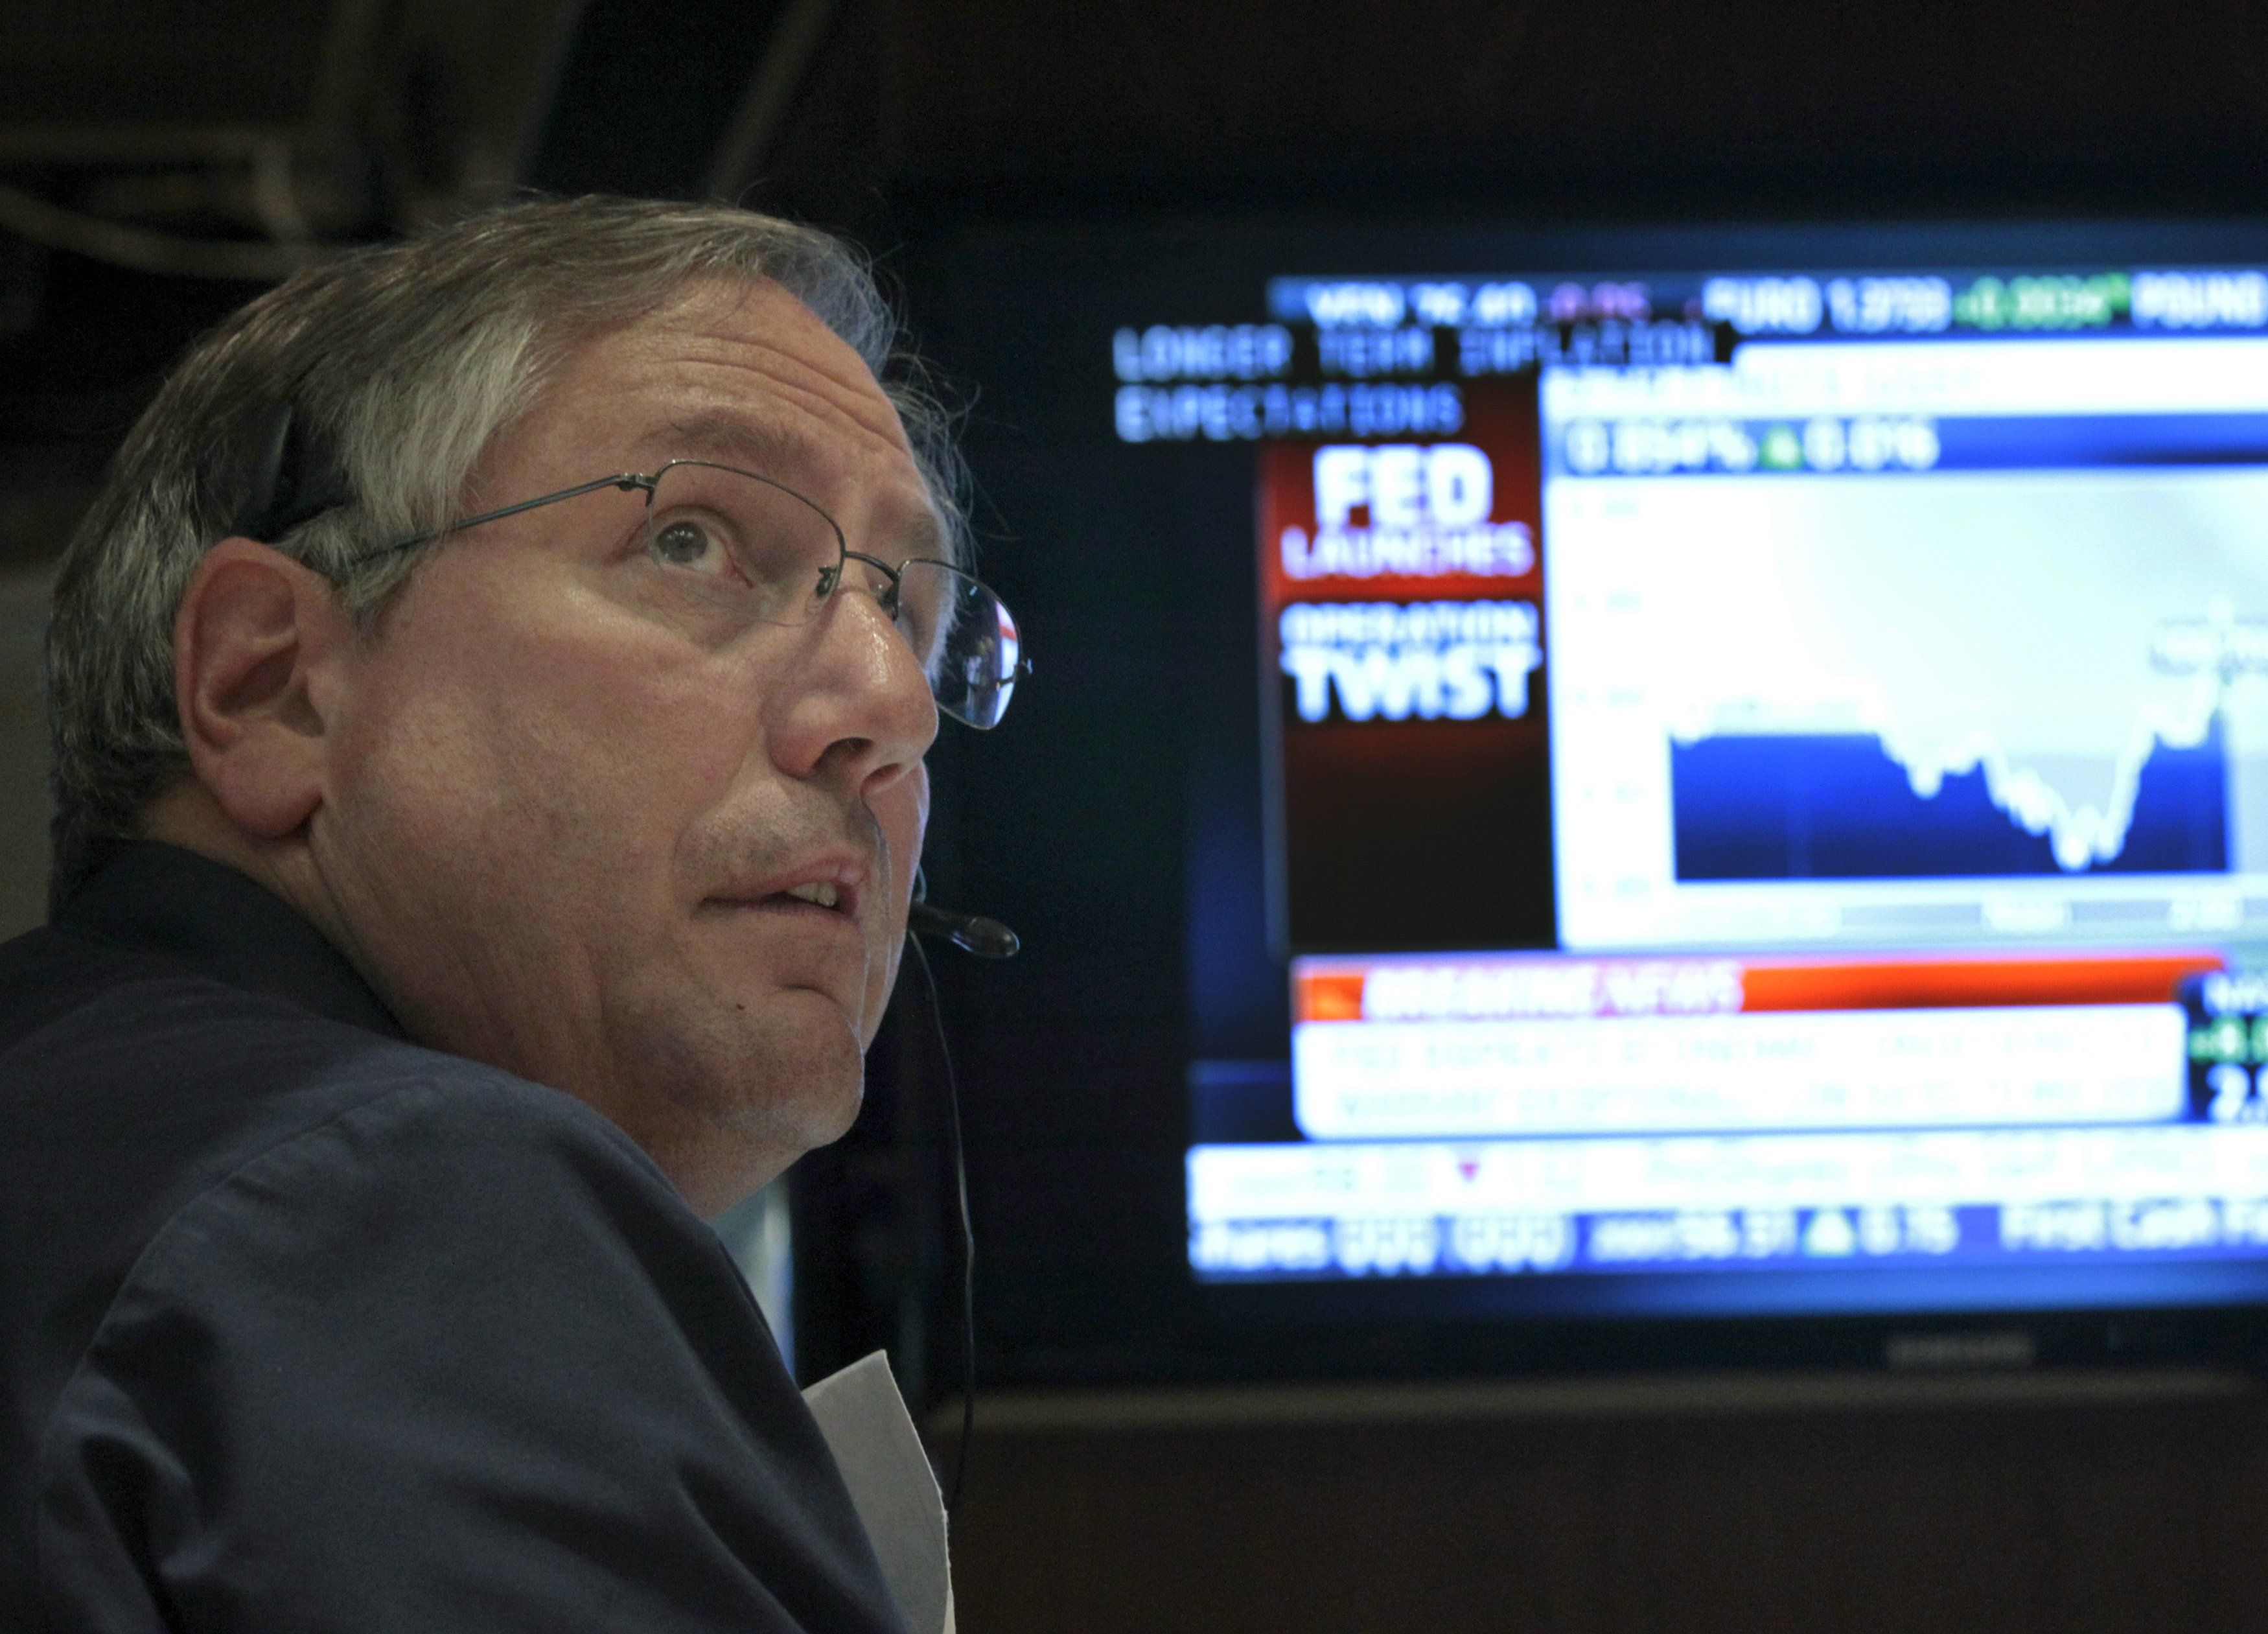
[881,773,930,900]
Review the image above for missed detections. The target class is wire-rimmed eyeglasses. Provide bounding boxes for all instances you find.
[347,459,1026,730]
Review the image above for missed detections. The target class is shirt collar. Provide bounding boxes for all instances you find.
[58,841,404,1039]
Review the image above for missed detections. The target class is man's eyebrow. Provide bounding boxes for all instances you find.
[647,411,819,474]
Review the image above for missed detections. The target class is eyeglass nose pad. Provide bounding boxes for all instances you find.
[816,563,842,598]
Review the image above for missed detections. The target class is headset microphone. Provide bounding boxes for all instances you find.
[906,900,1021,960]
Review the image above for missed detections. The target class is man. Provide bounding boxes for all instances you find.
[0,197,1021,1630]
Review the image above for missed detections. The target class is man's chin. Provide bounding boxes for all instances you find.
[705,1011,868,1147]
[583,985,866,1156]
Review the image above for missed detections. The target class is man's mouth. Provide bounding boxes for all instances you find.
[722,865,866,922]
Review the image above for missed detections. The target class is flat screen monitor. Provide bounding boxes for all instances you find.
[911,217,2268,1380]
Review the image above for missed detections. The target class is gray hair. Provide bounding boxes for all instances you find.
[45,196,965,915]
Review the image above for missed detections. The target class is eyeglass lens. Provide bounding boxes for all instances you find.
[893,561,1023,730]
[644,461,1021,729]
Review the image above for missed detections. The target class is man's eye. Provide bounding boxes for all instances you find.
[649,517,730,574]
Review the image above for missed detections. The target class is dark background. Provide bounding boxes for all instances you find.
[10,3,2268,1628]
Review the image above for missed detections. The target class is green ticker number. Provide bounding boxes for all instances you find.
[2186,1017,2268,1064]
[1953,273,2131,332]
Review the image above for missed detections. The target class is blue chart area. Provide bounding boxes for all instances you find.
[1672,724,2230,880]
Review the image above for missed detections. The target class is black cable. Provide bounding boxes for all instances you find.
[904,929,977,1519]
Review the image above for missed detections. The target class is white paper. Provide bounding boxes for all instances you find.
[802,1350,954,1634]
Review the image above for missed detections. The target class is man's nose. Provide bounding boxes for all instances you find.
[767,578,939,792]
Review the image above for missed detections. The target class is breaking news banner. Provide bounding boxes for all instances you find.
[1259,382,1555,951]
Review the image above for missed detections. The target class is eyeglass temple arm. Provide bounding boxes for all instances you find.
[357,473,654,566]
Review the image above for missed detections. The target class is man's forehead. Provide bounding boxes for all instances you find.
[639,406,832,479]
[630,279,907,450]
[544,282,877,441]
[538,286,947,546]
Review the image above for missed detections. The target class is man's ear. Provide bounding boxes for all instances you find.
[172,537,354,840]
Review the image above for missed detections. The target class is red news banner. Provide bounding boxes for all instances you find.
[1293,950,2228,1024]
[1258,383,1556,950]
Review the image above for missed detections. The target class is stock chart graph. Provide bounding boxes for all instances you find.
[1671,720,2231,879]
[1547,456,2268,951]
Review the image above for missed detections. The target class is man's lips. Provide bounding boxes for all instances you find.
[702,856,871,924]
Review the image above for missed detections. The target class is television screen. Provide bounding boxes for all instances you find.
[911,218,2268,1379]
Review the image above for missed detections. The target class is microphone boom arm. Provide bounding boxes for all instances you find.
[907,900,1021,960]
